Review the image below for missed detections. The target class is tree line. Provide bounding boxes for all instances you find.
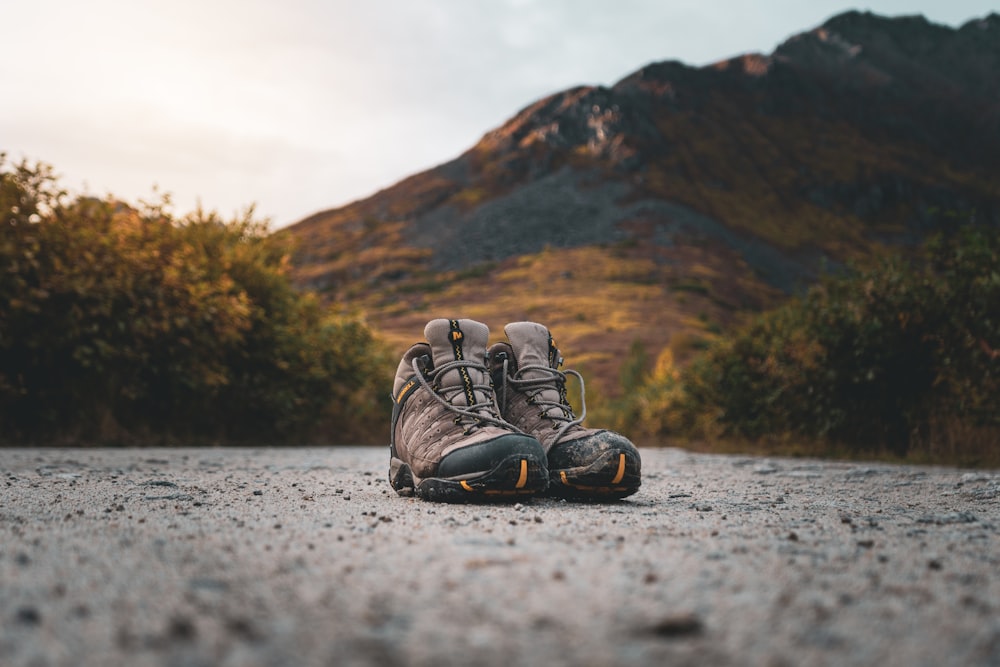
[614,220,1000,465]
[4,154,998,463]
[1,155,391,445]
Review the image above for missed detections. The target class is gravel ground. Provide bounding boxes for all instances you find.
[2,446,999,667]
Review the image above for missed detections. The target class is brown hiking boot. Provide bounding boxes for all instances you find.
[488,322,641,499]
[389,318,548,502]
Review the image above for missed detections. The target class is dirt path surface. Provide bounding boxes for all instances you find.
[2,447,999,666]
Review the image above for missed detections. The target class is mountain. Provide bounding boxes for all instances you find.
[285,11,1000,395]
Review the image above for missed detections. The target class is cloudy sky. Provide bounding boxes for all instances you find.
[3,1,996,228]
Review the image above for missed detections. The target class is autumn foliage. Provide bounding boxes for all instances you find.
[632,223,1000,464]
[0,156,390,444]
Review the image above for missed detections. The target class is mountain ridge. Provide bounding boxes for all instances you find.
[285,10,1000,395]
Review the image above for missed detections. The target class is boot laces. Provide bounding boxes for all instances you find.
[412,357,519,435]
[500,359,587,444]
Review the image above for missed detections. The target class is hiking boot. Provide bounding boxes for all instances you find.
[488,321,641,499]
[389,318,548,502]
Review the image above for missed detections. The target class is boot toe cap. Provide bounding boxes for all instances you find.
[436,433,546,479]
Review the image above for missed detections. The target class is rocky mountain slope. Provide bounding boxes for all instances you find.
[284,11,1000,394]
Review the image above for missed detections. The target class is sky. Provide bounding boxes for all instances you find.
[3,1,996,229]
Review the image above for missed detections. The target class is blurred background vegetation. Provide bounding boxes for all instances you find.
[1,155,392,445]
[2,155,997,464]
[598,222,1000,466]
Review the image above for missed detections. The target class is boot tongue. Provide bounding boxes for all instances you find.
[504,322,556,373]
[504,322,564,417]
[424,318,490,407]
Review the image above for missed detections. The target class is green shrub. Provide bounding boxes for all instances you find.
[925,226,1000,425]
[642,222,1000,461]
[0,156,391,444]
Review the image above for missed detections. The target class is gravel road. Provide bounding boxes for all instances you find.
[2,446,999,667]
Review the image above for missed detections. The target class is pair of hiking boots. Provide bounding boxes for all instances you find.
[389,318,641,502]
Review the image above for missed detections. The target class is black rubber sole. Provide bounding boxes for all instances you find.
[389,453,549,503]
[548,449,641,500]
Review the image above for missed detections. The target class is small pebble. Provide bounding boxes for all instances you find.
[16,607,41,625]
[645,613,703,638]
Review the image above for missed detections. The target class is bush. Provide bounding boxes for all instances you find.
[0,155,391,444]
[925,226,1000,425]
[642,222,1000,461]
